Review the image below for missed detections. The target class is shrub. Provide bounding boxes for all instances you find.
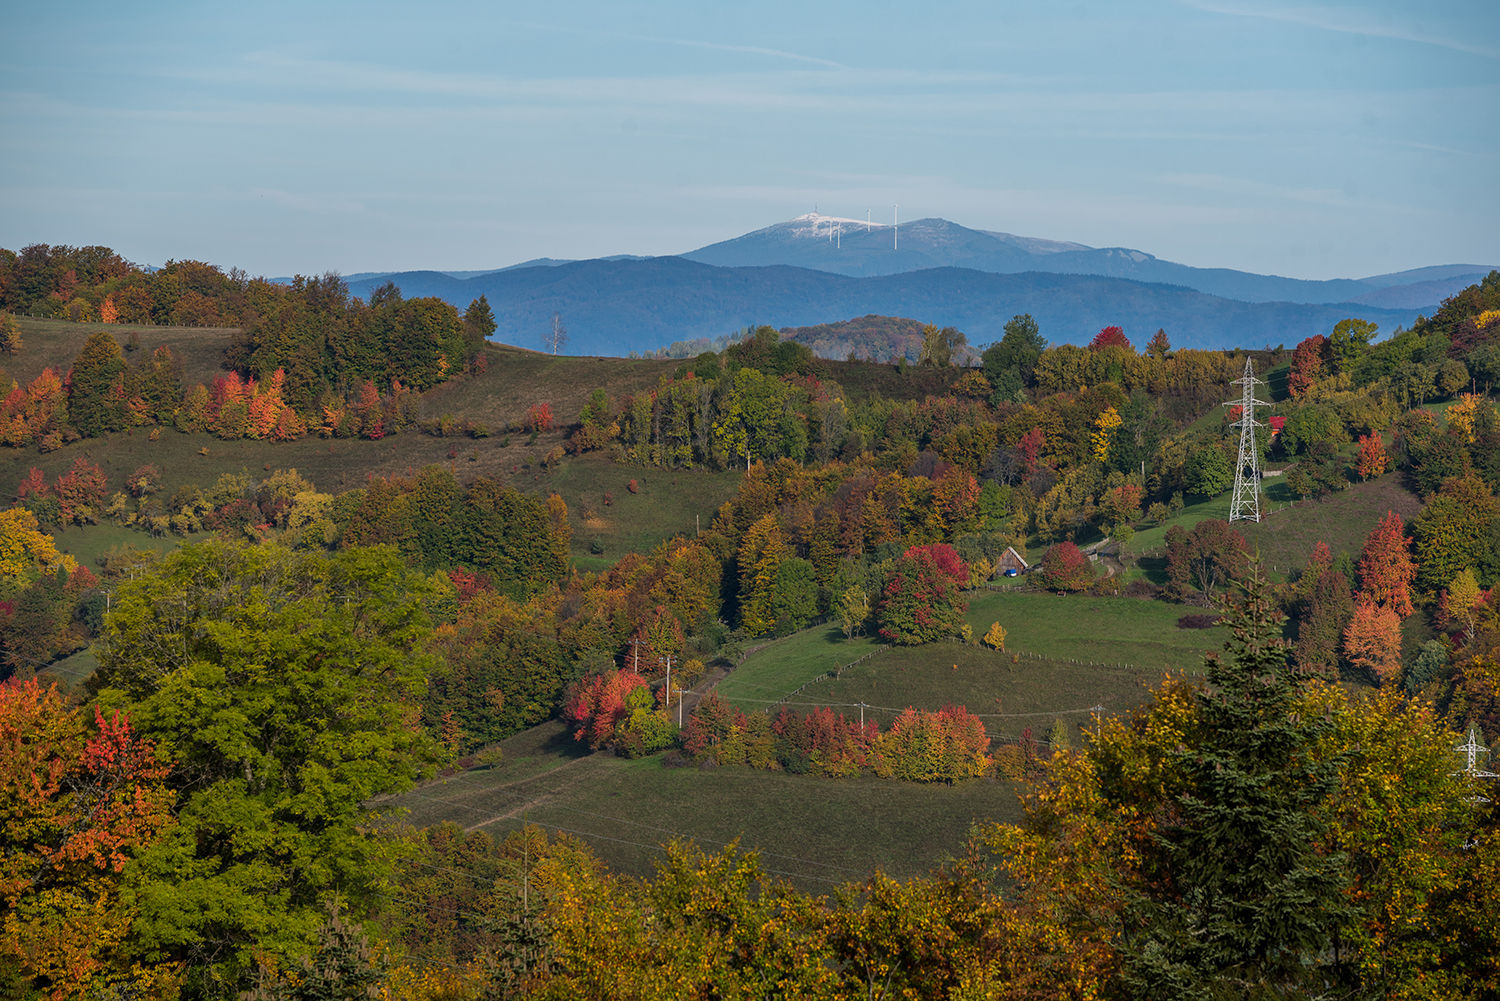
[1176,614,1219,630]
[525,402,554,432]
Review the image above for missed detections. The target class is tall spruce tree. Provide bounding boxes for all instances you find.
[1121,564,1354,999]
[68,330,126,436]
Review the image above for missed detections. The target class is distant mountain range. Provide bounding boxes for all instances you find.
[337,258,1429,358]
[308,214,1493,358]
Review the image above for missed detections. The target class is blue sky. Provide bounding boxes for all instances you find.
[2,0,1496,280]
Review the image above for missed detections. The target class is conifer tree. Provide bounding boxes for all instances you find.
[1121,564,1354,998]
[67,331,125,436]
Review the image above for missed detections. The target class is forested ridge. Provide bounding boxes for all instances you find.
[1,254,1499,999]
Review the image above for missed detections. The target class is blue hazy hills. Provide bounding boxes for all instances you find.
[323,215,1492,357]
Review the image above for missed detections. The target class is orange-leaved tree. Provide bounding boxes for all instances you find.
[1356,510,1416,618]
[0,680,176,998]
[1343,598,1404,685]
[1356,433,1388,481]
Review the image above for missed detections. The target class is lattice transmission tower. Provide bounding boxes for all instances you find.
[1225,357,1267,523]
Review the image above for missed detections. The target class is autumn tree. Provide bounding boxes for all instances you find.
[1091,406,1122,463]
[564,670,650,750]
[1098,483,1143,533]
[0,680,176,997]
[1444,568,1484,643]
[1343,598,1403,684]
[1145,328,1170,359]
[0,314,20,356]
[983,621,1007,650]
[1037,541,1094,592]
[837,585,869,640]
[1088,325,1131,351]
[1286,334,1326,399]
[878,543,969,645]
[1356,432,1388,480]
[1356,510,1416,617]
[918,324,968,367]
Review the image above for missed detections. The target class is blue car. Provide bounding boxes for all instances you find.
[1003,568,1019,577]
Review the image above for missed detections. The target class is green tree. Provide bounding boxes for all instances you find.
[88,542,445,983]
[1326,318,1378,375]
[768,557,818,636]
[463,294,497,346]
[981,314,1045,392]
[1120,567,1354,998]
[68,331,126,436]
[1185,444,1231,498]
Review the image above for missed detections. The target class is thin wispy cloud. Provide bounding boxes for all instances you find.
[1182,1,1500,59]
[615,33,849,69]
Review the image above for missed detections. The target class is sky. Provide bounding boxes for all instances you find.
[2,0,1497,281]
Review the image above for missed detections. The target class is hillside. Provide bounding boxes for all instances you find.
[345,258,1426,358]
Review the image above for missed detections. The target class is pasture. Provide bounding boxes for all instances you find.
[392,720,1021,891]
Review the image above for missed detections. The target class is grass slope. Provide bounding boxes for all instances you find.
[962,591,1226,673]
[393,720,1020,890]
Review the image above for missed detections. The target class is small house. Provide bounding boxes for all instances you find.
[996,546,1029,575]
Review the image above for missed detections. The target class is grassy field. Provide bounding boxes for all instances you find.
[10,316,236,389]
[718,590,1218,731]
[392,720,1019,890]
[963,590,1226,673]
[1235,471,1424,571]
[715,628,886,709]
[539,456,744,569]
[789,646,1156,746]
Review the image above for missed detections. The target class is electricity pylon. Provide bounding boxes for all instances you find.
[1455,722,1498,779]
[1225,357,1267,523]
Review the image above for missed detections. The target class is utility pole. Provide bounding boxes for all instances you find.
[663,655,674,722]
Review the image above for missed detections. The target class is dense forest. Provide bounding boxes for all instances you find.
[1,247,1499,998]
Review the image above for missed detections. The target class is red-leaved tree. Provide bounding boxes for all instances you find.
[51,457,107,524]
[526,402,555,432]
[1357,510,1416,618]
[878,543,970,645]
[1287,334,1326,399]
[0,679,175,995]
[1088,326,1131,351]
[564,670,649,749]
[1016,427,1045,477]
[1037,541,1095,592]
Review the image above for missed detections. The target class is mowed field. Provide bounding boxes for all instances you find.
[392,720,1021,891]
[718,589,1226,712]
